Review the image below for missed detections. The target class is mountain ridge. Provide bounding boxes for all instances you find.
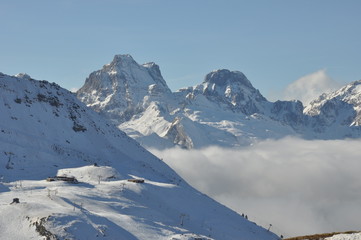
[77,54,361,149]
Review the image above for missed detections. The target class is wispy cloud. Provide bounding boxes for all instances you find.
[149,138,361,237]
[282,70,341,105]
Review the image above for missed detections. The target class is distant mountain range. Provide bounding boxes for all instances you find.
[0,72,277,239]
[77,54,361,149]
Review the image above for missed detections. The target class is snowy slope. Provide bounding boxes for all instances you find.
[77,54,361,149]
[0,73,278,240]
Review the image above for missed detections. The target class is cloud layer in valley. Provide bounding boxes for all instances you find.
[149,138,361,237]
[282,69,341,105]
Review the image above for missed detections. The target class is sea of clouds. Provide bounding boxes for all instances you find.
[149,137,361,238]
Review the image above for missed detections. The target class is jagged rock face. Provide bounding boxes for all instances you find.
[304,80,361,134]
[200,69,267,114]
[77,54,171,123]
[270,100,305,129]
[164,117,193,149]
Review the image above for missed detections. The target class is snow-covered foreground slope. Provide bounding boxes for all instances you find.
[0,73,278,240]
[1,166,277,240]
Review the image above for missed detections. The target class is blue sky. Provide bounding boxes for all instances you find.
[1,0,361,101]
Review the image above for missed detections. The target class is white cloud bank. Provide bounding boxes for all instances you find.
[149,138,361,238]
[283,70,341,105]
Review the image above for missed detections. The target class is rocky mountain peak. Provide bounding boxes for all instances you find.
[305,80,361,115]
[106,55,167,88]
[77,54,171,124]
[110,54,136,66]
[200,69,267,114]
[15,73,32,80]
[204,69,252,88]
[304,79,361,128]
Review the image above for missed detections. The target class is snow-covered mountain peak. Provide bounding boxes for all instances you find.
[334,80,361,101]
[77,54,171,123]
[15,73,32,80]
[106,55,167,88]
[305,79,361,114]
[104,54,146,76]
[204,69,252,88]
[111,53,136,65]
[304,79,361,129]
[199,69,267,114]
